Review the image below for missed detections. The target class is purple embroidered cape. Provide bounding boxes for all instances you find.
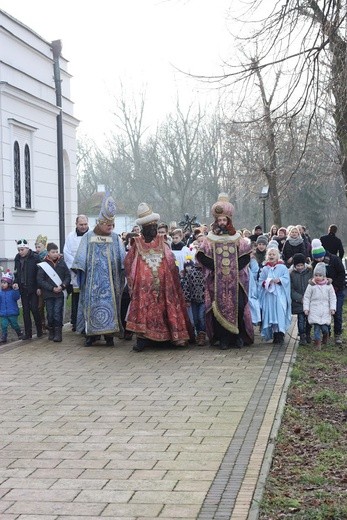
[199,232,254,344]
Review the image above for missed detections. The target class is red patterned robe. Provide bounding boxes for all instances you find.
[124,234,191,343]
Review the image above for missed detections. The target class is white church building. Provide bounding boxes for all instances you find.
[0,9,78,263]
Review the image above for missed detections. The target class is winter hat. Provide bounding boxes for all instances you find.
[254,225,262,232]
[256,235,268,246]
[314,262,326,277]
[267,239,279,250]
[293,253,306,266]
[311,238,325,259]
[136,202,160,226]
[16,238,29,249]
[1,268,14,285]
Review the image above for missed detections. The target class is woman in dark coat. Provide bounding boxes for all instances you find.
[282,226,306,268]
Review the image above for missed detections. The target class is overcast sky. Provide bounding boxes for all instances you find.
[1,0,235,143]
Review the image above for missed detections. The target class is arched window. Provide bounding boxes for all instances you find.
[14,141,21,207]
[24,144,31,208]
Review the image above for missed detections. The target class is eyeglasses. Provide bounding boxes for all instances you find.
[16,239,28,245]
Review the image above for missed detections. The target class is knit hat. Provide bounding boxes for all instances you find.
[254,225,262,232]
[256,235,268,246]
[311,238,325,259]
[97,193,117,224]
[293,253,306,266]
[1,268,14,284]
[267,239,279,250]
[16,238,29,249]
[314,262,326,277]
[136,202,160,227]
[211,193,234,219]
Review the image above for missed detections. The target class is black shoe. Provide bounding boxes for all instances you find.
[133,338,146,352]
[124,331,133,341]
[235,337,244,349]
[278,332,285,345]
[85,336,95,347]
[16,331,23,339]
[37,331,43,338]
[104,336,114,346]
[21,334,32,340]
[72,325,76,332]
[273,332,279,344]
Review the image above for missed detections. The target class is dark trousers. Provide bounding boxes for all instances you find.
[45,297,64,327]
[297,312,311,337]
[20,289,42,336]
[333,290,344,335]
[71,291,80,327]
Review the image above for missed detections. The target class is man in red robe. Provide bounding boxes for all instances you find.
[124,202,192,352]
[196,193,254,350]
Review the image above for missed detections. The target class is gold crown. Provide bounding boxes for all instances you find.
[35,234,48,246]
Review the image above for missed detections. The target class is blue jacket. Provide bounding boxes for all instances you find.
[0,288,20,317]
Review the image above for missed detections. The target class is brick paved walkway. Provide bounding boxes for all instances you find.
[0,322,297,519]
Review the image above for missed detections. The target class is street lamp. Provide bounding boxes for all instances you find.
[259,186,269,233]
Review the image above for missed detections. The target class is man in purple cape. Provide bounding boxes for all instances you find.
[196,193,254,350]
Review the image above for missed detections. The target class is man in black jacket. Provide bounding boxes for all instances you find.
[311,239,345,345]
[13,239,43,340]
[320,225,344,260]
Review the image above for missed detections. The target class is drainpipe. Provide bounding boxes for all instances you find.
[51,39,65,250]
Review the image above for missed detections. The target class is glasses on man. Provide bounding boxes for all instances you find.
[16,239,28,245]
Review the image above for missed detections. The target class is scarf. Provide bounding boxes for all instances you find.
[287,236,303,247]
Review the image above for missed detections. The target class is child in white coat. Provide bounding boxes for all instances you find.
[303,262,336,349]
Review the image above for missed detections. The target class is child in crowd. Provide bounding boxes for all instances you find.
[171,228,186,250]
[0,268,23,343]
[13,239,43,340]
[258,244,291,345]
[290,253,312,345]
[303,262,336,349]
[35,234,48,333]
[37,242,71,342]
[181,254,206,346]
[249,235,268,326]
[171,228,190,273]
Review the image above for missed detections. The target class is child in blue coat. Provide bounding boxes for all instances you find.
[0,268,23,343]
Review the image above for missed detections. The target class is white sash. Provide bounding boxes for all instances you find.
[38,262,67,321]
[38,262,63,286]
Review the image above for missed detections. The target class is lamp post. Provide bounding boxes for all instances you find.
[259,186,269,233]
[52,39,65,251]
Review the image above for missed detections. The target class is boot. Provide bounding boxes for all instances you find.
[306,334,312,344]
[197,331,206,346]
[16,330,23,339]
[322,333,329,345]
[53,326,62,342]
[299,334,307,346]
[278,332,285,345]
[314,339,321,350]
[0,334,7,344]
[48,327,55,341]
[273,332,279,344]
[104,335,114,346]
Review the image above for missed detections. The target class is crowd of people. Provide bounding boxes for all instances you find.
[0,193,345,352]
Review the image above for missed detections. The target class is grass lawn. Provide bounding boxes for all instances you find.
[258,311,347,519]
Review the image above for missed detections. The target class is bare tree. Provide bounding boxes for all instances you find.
[220,0,347,199]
